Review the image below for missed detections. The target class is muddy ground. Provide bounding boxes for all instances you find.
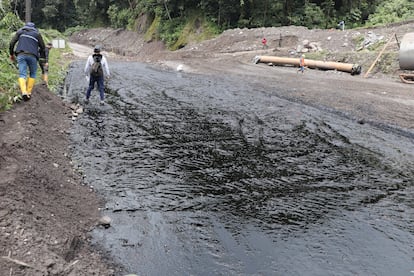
[1,21,414,275]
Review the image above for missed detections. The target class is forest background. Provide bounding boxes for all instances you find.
[0,0,413,111]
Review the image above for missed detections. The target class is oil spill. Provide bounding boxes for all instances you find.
[65,61,414,275]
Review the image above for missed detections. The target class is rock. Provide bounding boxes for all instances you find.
[176,64,184,72]
[98,216,112,228]
[76,106,84,114]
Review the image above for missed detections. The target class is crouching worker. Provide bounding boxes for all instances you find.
[84,45,110,105]
[298,54,305,74]
[9,22,46,101]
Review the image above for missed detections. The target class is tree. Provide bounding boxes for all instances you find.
[6,0,410,34]
[367,0,414,26]
[39,0,77,31]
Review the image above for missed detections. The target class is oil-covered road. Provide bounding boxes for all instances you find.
[65,61,414,276]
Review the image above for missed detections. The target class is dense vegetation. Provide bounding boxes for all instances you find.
[11,0,414,34]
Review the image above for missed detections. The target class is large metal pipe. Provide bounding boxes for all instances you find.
[254,55,361,75]
[399,33,414,70]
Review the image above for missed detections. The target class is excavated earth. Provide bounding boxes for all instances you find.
[70,21,414,129]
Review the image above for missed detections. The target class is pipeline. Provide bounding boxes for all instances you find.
[254,55,362,75]
[398,33,414,84]
[399,33,414,70]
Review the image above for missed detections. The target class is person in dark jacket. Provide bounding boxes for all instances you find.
[9,22,46,101]
[39,42,52,86]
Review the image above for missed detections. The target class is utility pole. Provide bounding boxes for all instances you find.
[25,0,31,23]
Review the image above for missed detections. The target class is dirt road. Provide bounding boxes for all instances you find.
[70,23,414,131]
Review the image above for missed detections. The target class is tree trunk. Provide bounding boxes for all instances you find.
[25,0,31,22]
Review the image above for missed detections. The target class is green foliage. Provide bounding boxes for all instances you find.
[366,0,414,26]
[346,8,363,28]
[144,16,161,42]
[366,39,386,51]
[108,5,132,29]
[0,13,23,32]
[31,29,72,93]
[41,29,65,42]
[0,13,71,111]
[158,12,220,50]
[352,34,366,49]
[159,18,185,49]
[41,4,59,19]
[301,50,329,61]
[302,2,325,29]
[376,52,398,74]
[0,50,20,111]
[64,26,87,37]
[7,0,413,37]
[0,13,23,111]
[39,0,78,32]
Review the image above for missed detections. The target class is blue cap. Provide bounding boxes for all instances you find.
[26,22,35,28]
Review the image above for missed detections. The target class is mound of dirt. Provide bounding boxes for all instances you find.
[0,84,116,275]
[69,21,414,78]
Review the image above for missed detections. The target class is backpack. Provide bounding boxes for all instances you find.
[90,54,103,77]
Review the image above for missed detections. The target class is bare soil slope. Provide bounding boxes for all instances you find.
[70,21,414,78]
[0,85,115,275]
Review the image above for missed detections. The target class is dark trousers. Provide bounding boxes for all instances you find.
[86,75,104,101]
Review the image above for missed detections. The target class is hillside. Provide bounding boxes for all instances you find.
[69,21,414,132]
[69,21,414,79]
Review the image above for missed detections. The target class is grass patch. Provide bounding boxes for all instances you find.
[170,15,219,50]
[43,38,72,94]
[144,16,161,42]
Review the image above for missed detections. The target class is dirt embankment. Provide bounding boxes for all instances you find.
[69,22,414,130]
[0,86,116,275]
[69,21,414,78]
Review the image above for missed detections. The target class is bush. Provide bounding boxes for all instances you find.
[367,0,414,26]
[63,26,87,37]
[0,12,22,32]
[0,53,21,111]
[108,5,131,29]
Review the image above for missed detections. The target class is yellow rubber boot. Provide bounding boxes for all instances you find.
[43,74,48,86]
[27,78,36,97]
[18,78,28,100]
